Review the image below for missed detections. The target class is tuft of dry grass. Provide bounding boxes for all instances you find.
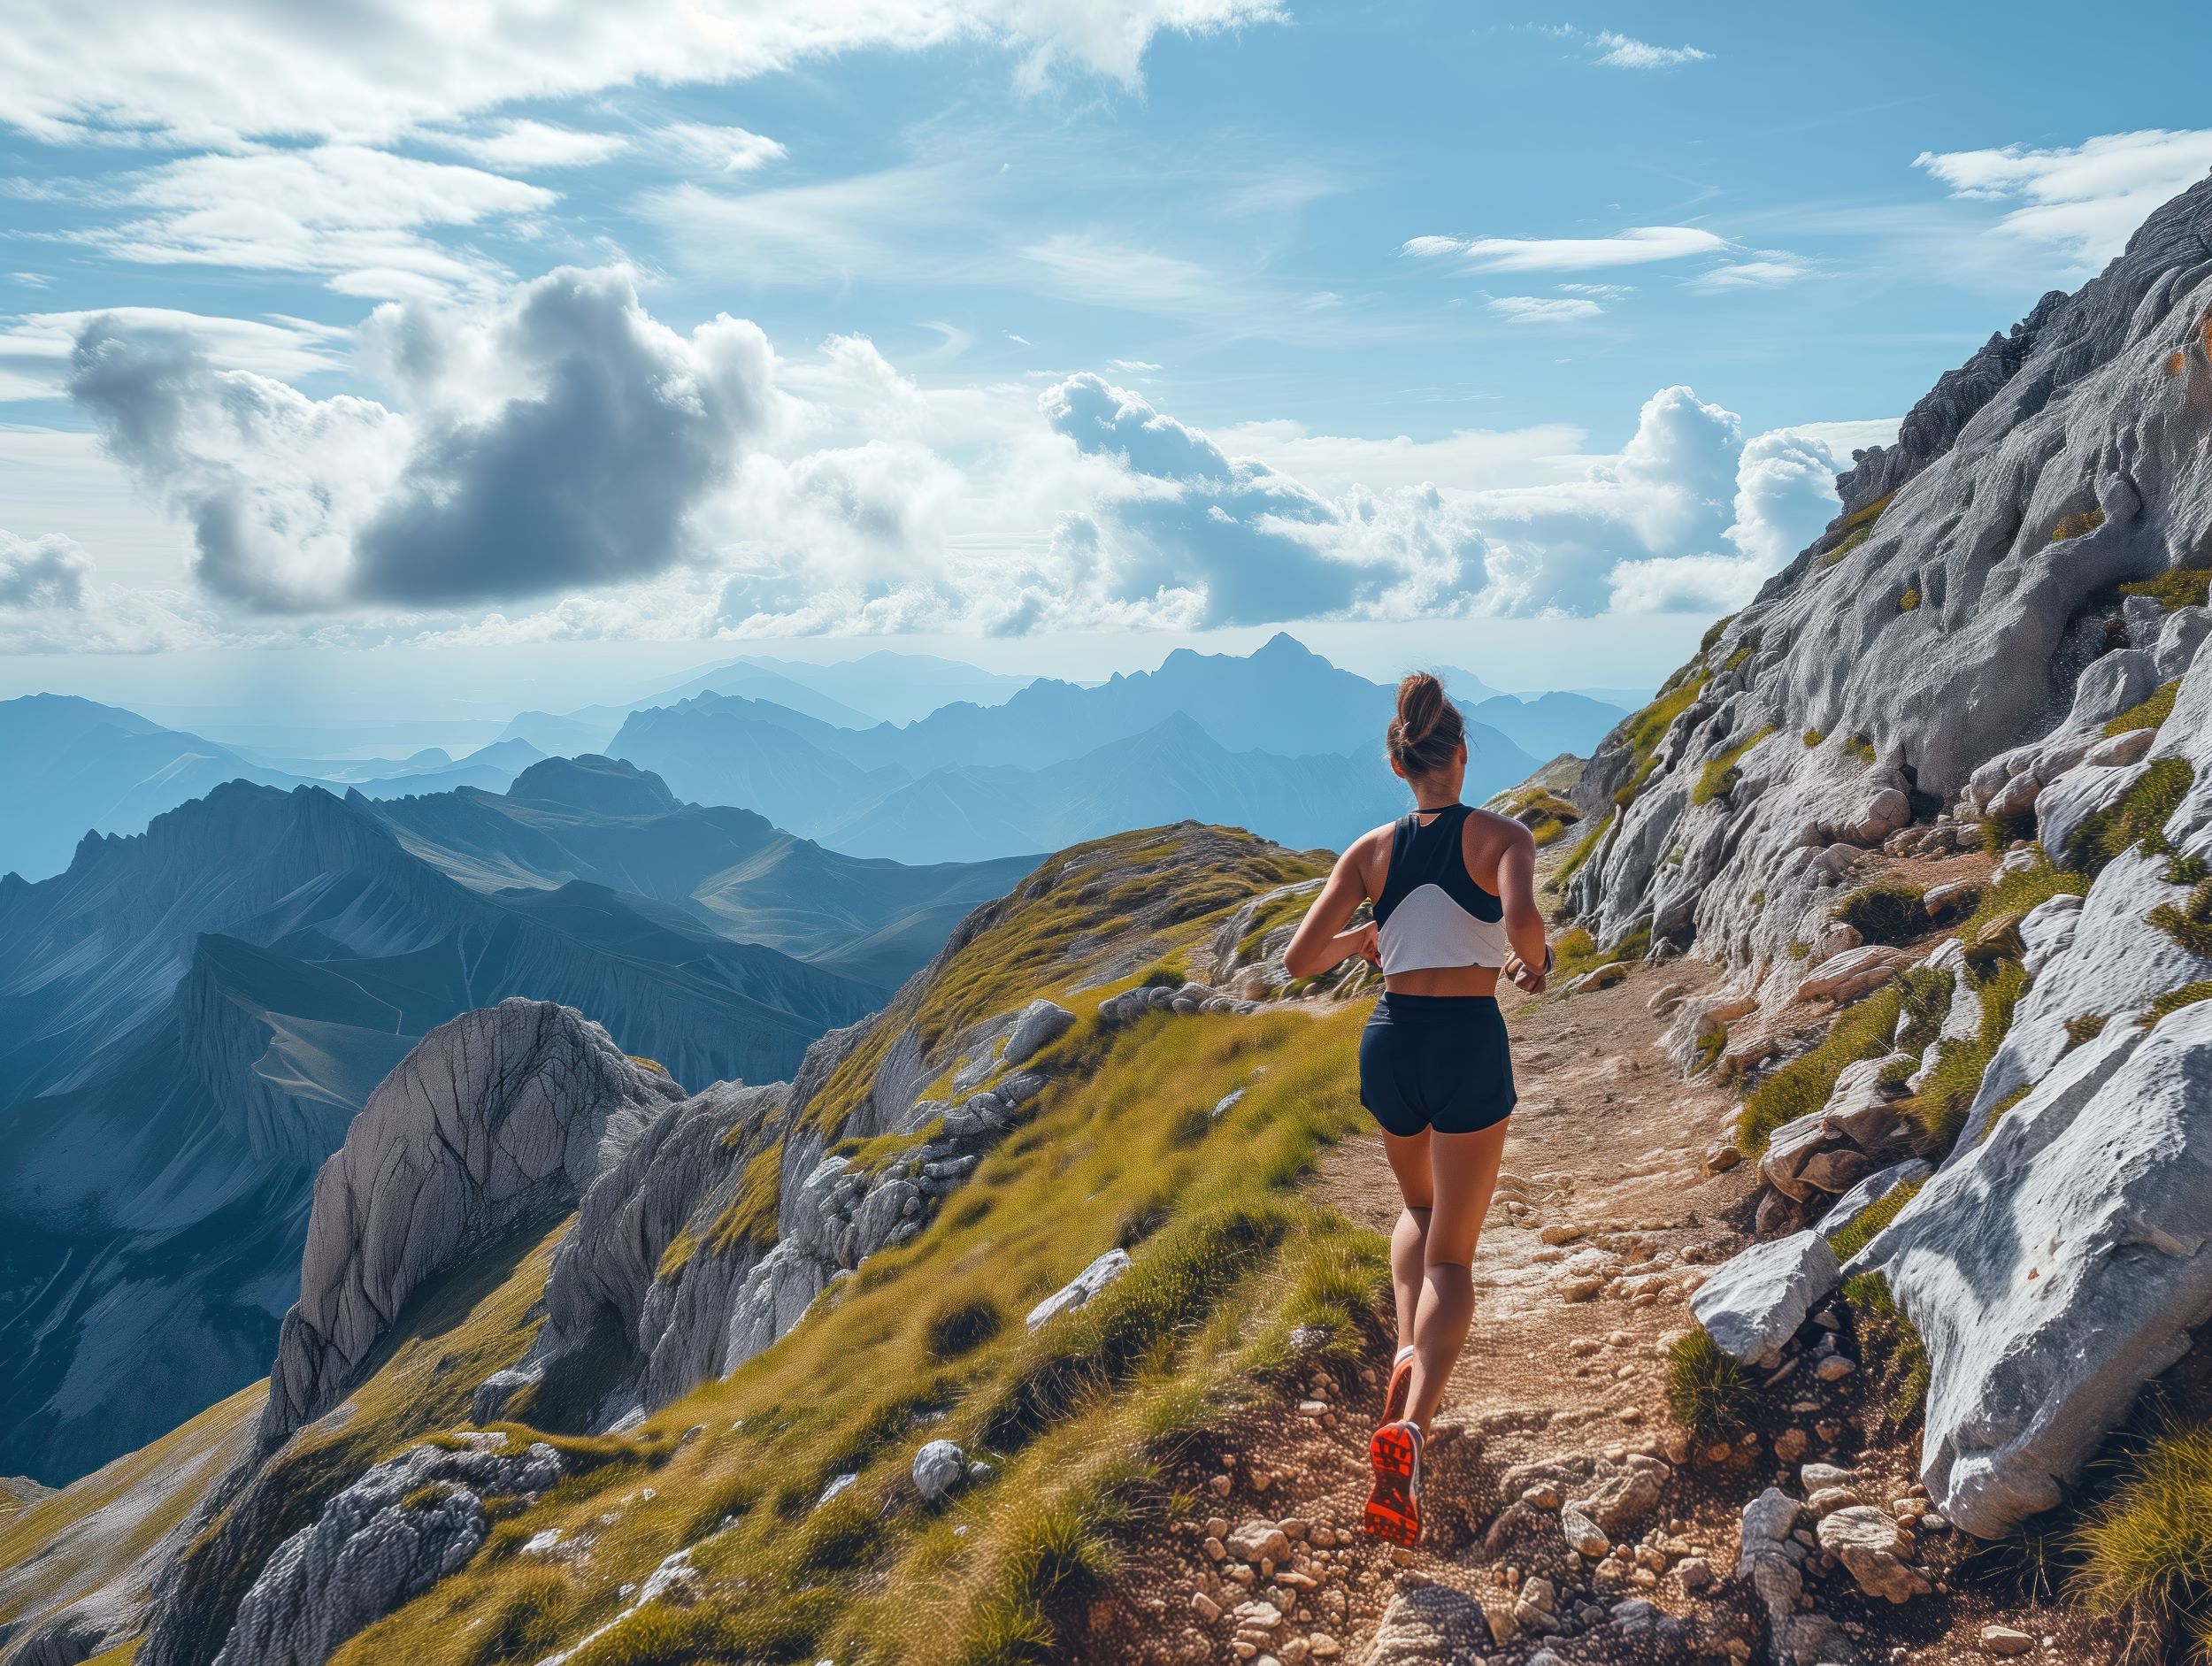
[2069,1415,2212,1659]
[1663,1329,1753,1439]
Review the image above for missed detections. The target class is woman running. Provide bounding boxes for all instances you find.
[1282,671,1551,1546]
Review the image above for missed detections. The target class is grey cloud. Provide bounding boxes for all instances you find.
[67,268,773,610]
[0,530,90,608]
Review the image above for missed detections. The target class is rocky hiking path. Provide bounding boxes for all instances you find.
[1096,952,2124,1666]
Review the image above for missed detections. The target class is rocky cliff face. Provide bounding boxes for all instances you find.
[1575,173,2212,1539]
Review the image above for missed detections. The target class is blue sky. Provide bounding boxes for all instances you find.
[2,0,2209,714]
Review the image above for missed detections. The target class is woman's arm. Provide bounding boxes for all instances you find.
[1281,841,1381,979]
[1494,823,1550,990]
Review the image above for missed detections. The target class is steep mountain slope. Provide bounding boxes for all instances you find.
[374,754,1035,986]
[4,824,1395,1666]
[1563,176,2212,1547]
[0,781,886,1486]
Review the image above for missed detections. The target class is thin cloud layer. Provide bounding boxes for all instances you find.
[0,0,1285,149]
[1915,127,2212,266]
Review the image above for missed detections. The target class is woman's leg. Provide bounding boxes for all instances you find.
[1377,1127,1433,1348]
[1402,1120,1510,1432]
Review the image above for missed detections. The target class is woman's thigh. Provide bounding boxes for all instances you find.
[1377,1125,1434,1211]
[1422,1121,1511,1267]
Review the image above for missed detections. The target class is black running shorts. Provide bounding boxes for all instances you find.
[1357,993,1517,1138]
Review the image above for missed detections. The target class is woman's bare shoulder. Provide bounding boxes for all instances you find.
[1464,806,1534,847]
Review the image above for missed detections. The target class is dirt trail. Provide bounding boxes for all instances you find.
[1097,948,2118,1666]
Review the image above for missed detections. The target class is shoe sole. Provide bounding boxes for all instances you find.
[1363,1423,1422,1547]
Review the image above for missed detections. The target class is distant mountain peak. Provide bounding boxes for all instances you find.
[508,754,680,817]
[1254,630,1317,660]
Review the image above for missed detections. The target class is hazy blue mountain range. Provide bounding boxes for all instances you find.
[375,754,1034,987]
[2,641,1622,881]
[609,635,1579,859]
[0,769,1014,1484]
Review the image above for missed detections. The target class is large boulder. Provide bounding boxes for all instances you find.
[1001,999,1076,1068]
[1851,1001,2212,1536]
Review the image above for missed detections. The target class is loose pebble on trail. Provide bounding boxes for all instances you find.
[1085,950,2124,1665]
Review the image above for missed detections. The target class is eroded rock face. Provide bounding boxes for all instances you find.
[1567,176,2212,991]
[261,1000,679,1446]
[210,1440,563,1666]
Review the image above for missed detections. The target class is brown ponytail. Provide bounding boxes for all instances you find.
[1386,671,1464,780]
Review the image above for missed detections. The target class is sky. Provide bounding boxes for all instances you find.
[3,0,2210,718]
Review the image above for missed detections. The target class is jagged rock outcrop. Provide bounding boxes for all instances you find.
[211,1439,562,1666]
[1569,176,2212,987]
[261,1000,680,1445]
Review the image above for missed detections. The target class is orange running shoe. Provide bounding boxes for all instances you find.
[1363,1418,1424,1547]
[1381,1344,1415,1424]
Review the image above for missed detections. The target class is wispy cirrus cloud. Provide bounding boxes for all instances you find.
[1486,296,1603,324]
[79,144,554,300]
[1535,24,1712,70]
[1915,127,2212,266]
[433,119,630,171]
[1404,225,1728,272]
[1590,31,1711,69]
[0,0,1286,150]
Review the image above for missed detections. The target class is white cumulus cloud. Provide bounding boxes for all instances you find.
[1591,31,1711,68]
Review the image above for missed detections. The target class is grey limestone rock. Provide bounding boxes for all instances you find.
[1690,1231,1839,1367]
[261,999,678,1446]
[210,1440,562,1666]
[1847,1001,2212,1536]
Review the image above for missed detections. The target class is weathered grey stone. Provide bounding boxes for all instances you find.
[1025,1248,1132,1330]
[1360,1580,1496,1663]
[912,1439,966,1502]
[1851,1002,2212,1535]
[1817,1506,1930,1603]
[1690,1231,1839,1367]
[211,1440,563,1666]
[1001,999,1076,1067]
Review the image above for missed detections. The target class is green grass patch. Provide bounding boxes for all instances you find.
[707,1140,785,1255]
[1552,809,1615,890]
[1904,959,2030,1154]
[1553,922,1649,981]
[1843,733,1877,764]
[334,993,1387,1666]
[1820,491,1895,567]
[1663,1329,1754,1439]
[1802,728,1824,748]
[1613,671,1711,805]
[2120,567,2212,612]
[1843,1271,1930,1433]
[1724,644,1754,672]
[1737,984,1906,1155]
[2150,879,2212,958]
[2105,680,2180,737]
[1826,1175,1927,1263]
[1898,587,1921,611]
[2065,758,2194,875]
[2062,1012,2109,1052]
[2050,507,2106,542]
[1692,725,1777,808]
[1961,856,2088,944]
